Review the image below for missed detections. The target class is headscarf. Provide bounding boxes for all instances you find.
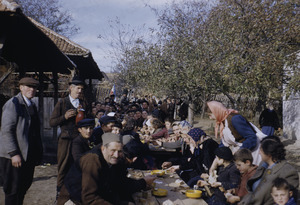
[188,128,206,143]
[207,101,238,138]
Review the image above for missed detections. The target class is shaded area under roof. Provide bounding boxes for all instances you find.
[0,0,75,74]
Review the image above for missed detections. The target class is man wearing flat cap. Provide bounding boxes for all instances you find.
[0,77,43,205]
[71,118,95,162]
[49,75,89,198]
[58,133,156,205]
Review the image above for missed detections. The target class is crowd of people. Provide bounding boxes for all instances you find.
[0,76,298,205]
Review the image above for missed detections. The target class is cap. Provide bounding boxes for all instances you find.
[102,133,121,146]
[99,116,116,125]
[19,77,39,87]
[121,135,135,145]
[215,147,233,161]
[69,75,85,86]
[77,119,95,128]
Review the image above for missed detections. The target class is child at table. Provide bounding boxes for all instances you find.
[197,147,240,205]
[225,148,257,204]
[271,177,297,205]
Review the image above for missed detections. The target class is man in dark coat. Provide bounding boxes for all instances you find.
[49,76,88,197]
[0,77,43,205]
[58,133,156,205]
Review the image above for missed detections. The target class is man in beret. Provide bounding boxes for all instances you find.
[0,77,43,205]
[58,133,156,205]
[90,115,116,145]
[49,75,89,198]
[71,118,95,162]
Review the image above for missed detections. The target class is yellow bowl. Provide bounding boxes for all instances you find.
[152,188,168,197]
[185,190,202,199]
[151,170,165,176]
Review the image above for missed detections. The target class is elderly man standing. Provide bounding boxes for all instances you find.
[58,133,156,205]
[49,76,88,198]
[0,77,43,205]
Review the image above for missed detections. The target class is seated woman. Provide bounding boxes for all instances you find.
[162,128,219,187]
[207,101,266,165]
[150,118,169,140]
[239,136,299,205]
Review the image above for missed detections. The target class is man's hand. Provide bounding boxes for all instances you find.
[161,161,172,169]
[11,155,22,168]
[64,109,77,120]
[143,175,157,186]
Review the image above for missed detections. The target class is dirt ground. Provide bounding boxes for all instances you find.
[0,117,299,205]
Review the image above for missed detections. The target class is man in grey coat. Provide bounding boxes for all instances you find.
[0,77,43,205]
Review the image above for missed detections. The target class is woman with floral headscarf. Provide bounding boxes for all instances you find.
[207,101,266,165]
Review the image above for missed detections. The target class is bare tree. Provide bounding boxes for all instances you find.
[16,0,79,37]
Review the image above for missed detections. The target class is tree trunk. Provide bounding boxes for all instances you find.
[188,102,194,126]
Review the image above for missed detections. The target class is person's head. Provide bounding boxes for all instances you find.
[92,107,97,117]
[96,109,105,119]
[214,147,233,165]
[122,136,143,164]
[101,133,122,165]
[19,77,39,99]
[105,103,111,112]
[187,128,206,146]
[151,118,164,130]
[135,110,142,119]
[172,122,181,137]
[77,119,94,139]
[95,102,101,110]
[69,76,85,99]
[123,118,137,132]
[234,148,253,174]
[142,100,149,109]
[179,120,192,134]
[142,110,148,119]
[271,178,293,205]
[164,118,174,130]
[99,116,116,133]
[105,97,110,103]
[112,121,122,134]
[260,138,285,164]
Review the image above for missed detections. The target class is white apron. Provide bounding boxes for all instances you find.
[222,120,267,165]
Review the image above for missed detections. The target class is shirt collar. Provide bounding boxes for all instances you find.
[22,95,32,107]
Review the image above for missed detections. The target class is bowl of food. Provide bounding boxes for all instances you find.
[185,190,202,199]
[152,188,168,197]
[151,170,165,176]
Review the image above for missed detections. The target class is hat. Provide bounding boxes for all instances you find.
[69,75,85,86]
[19,77,39,87]
[102,133,121,146]
[99,116,115,125]
[77,118,95,128]
[188,128,206,142]
[215,147,233,161]
[121,135,135,145]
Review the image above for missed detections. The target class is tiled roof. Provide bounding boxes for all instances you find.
[0,0,20,12]
[29,17,90,56]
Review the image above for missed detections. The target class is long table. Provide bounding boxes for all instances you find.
[131,170,208,205]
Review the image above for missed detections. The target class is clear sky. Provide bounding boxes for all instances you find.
[60,0,175,73]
